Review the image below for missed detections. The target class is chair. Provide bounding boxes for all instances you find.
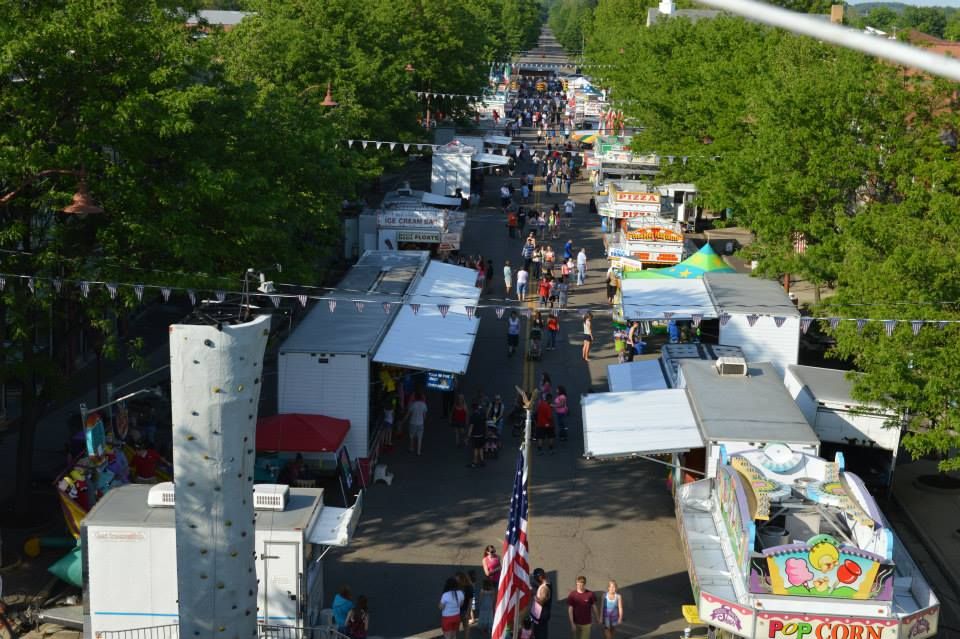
[293,479,317,488]
[373,464,394,486]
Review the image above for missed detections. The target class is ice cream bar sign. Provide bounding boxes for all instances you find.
[758,614,899,639]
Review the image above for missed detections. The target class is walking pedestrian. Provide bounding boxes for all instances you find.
[518,207,527,235]
[553,386,569,440]
[404,391,428,455]
[563,198,575,226]
[457,572,475,631]
[576,248,587,286]
[601,581,623,639]
[546,313,559,350]
[507,209,518,238]
[535,394,555,454]
[544,245,556,274]
[522,235,536,271]
[582,312,593,362]
[500,184,512,208]
[440,578,465,639]
[477,579,495,636]
[482,545,502,584]
[485,260,494,294]
[467,403,487,467]
[557,276,569,309]
[345,595,369,639]
[503,261,513,298]
[488,395,505,435]
[531,245,543,280]
[516,268,529,302]
[605,264,617,304]
[507,311,521,356]
[538,276,551,307]
[450,393,468,447]
[566,577,599,639]
[332,585,353,634]
[531,568,553,639]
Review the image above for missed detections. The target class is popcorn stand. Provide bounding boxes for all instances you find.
[675,442,940,639]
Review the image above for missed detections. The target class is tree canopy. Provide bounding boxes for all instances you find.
[0,0,541,511]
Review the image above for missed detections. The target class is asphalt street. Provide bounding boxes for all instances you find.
[324,36,693,636]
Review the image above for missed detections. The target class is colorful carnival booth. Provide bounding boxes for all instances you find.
[581,357,941,639]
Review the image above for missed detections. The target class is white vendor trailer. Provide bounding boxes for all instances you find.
[83,483,361,635]
[784,364,904,490]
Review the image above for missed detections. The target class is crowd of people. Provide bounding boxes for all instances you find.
[435,545,626,639]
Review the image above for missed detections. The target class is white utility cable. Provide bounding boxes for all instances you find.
[696,0,960,82]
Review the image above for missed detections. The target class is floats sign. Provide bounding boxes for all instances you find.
[757,614,899,639]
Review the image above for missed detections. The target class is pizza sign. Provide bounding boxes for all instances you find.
[615,192,660,204]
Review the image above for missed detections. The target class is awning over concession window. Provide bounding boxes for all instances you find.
[581,390,702,458]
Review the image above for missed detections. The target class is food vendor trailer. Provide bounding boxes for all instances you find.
[431,140,474,198]
[675,441,939,639]
[83,483,361,635]
[783,365,904,491]
[277,251,428,460]
[581,361,940,639]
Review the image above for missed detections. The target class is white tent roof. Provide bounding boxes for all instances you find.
[475,153,511,166]
[421,192,461,207]
[607,360,669,392]
[581,390,702,458]
[620,278,718,320]
[483,135,512,146]
[374,261,481,374]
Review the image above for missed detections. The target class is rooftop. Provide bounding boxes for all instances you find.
[681,360,819,444]
[786,364,887,409]
[281,251,427,354]
[704,272,800,317]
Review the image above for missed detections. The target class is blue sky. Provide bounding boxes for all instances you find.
[850,0,960,5]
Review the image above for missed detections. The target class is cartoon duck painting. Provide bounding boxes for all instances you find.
[809,539,840,572]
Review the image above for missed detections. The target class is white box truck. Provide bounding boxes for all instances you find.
[83,483,361,635]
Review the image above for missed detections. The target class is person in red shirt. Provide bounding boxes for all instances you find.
[566,576,598,639]
[535,395,555,455]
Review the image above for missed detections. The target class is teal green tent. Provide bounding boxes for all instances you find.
[623,243,734,279]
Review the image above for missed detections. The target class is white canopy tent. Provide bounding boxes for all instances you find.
[373,262,481,375]
[474,153,511,166]
[607,359,669,392]
[581,390,702,459]
[620,278,718,320]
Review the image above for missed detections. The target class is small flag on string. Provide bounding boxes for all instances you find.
[80,281,90,297]
[438,304,449,318]
[187,289,196,305]
[938,321,949,330]
[667,156,675,164]
[911,320,923,335]
[133,284,144,301]
[465,305,475,319]
[551,309,560,317]
[328,299,337,313]
[375,142,383,150]
[389,142,396,151]
[691,313,702,327]
[719,312,731,327]
[410,303,420,315]
[215,290,225,302]
[417,144,425,151]
[27,277,35,294]
[162,287,171,302]
[298,294,308,307]
[800,317,814,334]
[663,311,674,320]
[884,320,897,336]
[362,141,368,149]
[404,144,410,152]
[828,317,841,330]
[106,283,118,299]
[53,277,62,293]
[382,302,392,314]
[773,316,786,328]
[496,307,505,319]
[746,314,760,327]
[270,295,280,308]
[856,318,867,334]
[355,300,364,313]
[0,276,5,291]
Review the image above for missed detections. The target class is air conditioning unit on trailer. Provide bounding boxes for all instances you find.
[147,482,289,511]
[716,356,748,377]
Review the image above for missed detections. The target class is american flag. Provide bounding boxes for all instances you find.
[492,449,531,639]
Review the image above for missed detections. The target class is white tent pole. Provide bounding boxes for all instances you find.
[697,0,960,82]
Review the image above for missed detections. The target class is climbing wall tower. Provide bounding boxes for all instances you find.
[169,314,271,639]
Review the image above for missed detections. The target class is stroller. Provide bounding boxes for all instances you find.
[484,422,502,459]
[527,326,543,360]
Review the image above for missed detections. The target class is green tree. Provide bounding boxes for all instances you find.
[860,6,899,33]
[900,6,948,38]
